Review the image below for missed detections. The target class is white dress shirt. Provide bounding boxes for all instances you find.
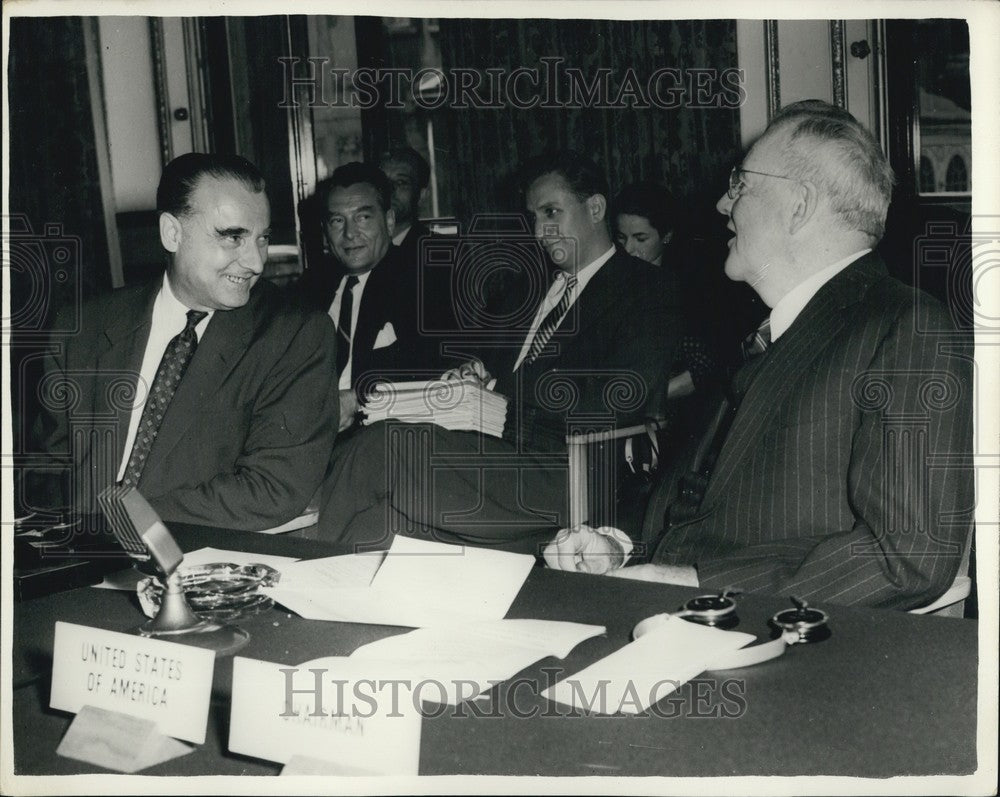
[513,245,616,371]
[328,270,373,390]
[116,274,214,481]
[769,249,871,342]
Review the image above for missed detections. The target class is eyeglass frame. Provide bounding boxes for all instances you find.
[727,165,798,199]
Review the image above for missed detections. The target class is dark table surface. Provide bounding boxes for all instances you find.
[10,524,981,779]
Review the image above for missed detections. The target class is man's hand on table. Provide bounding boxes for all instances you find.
[542,524,632,575]
[543,525,699,586]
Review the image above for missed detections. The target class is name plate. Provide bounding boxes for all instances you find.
[229,657,421,775]
[50,621,215,744]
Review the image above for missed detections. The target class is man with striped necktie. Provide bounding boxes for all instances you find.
[317,151,680,552]
[546,101,974,612]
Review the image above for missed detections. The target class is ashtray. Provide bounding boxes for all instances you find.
[137,562,280,622]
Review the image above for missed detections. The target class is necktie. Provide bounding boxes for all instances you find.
[731,317,772,400]
[336,275,360,377]
[674,315,773,519]
[742,317,772,359]
[525,273,577,365]
[120,309,208,488]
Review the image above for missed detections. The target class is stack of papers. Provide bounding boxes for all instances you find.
[361,378,507,438]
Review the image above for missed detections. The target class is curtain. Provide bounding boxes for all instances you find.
[436,18,742,227]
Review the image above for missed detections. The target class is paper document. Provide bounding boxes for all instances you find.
[542,616,755,715]
[265,535,535,628]
[273,551,384,591]
[296,619,606,705]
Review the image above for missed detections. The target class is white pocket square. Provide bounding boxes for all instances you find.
[373,322,398,349]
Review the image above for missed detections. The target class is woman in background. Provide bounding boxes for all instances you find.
[612,181,716,398]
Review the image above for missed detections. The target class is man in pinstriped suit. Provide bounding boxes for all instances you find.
[545,100,974,611]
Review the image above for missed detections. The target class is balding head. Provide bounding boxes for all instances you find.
[716,101,895,306]
[767,100,894,243]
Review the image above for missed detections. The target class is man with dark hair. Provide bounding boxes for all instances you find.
[317,150,679,553]
[299,161,439,432]
[378,146,432,261]
[28,152,340,531]
[546,101,974,611]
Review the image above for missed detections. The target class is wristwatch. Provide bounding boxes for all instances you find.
[633,594,830,670]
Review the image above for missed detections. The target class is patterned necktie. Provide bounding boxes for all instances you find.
[742,316,772,359]
[525,273,577,365]
[120,309,207,488]
[731,317,772,400]
[674,316,773,520]
[336,275,360,377]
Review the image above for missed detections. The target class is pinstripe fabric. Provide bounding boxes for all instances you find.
[652,253,974,610]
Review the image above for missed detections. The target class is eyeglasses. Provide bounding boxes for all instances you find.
[727,165,797,199]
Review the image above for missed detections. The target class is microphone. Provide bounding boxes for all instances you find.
[97,485,249,655]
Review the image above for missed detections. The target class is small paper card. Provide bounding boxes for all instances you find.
[49,621,216,744]
[542,616,755,715]
[56,705,193,773]
[229,656,421,775]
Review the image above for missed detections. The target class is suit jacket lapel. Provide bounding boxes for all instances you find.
[560,251,620,342]
[703,253,885,504]
[142,294,256,474]
[95,282,159,467]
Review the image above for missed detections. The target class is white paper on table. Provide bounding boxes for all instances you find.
[266,536,535,628]
[93,546,302,590]
[273,551,385,592]
[369,535,534,621]
[542,616,756,715]
[342,619,606,704]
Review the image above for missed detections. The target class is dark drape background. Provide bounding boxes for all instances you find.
[8,17,114,502]
[436,18,742,229]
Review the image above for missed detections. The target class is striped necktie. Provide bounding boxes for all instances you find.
[742,316,772,359]
[120,309,207,488]
[525,273,577,365]
[673,316,773,519]
[731,317,773,400]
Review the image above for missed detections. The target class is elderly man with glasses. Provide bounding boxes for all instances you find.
[545,100,974,611]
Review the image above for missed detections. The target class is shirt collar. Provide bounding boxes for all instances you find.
[770,249,870,341]
[160,273,214,337]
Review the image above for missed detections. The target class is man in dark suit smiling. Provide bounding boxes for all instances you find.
[318,151,679,552]
[29,153,339,531]
[547,101,974,611]
[301,162,439,432]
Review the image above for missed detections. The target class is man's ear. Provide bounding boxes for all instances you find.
[788,180,819,235]
[385,207,396,237]
[159,212,182,253]
[587,193,607,224]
